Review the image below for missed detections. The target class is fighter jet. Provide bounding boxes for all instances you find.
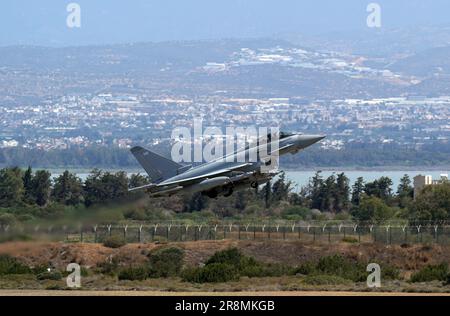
[129,132,325,198]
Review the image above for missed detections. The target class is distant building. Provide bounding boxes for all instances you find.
[414,174,449,198]
[0,139,19,148]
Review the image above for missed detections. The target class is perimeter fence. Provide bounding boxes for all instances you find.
[2,220,450,245]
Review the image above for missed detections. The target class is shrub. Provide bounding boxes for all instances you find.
[381,264,400,280]
[182,263,239,283]
[123,208,147,221]
[410,263,448,283]
[303,274,352,286]
[281,206,311,220]
[0,255,31,275]
[294,262,317,275]
[316,255,366,282]
[118,266,148,281]
[240,261,294,278]
[148,247,184,278]
[32,265,52,275]
[103,236,126,248]
[37,270,63,281]
[206,248,242,267]
[97,257,119,276]
[0,213,16,226]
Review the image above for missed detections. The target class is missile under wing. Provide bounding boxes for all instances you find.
[129,133,324,198]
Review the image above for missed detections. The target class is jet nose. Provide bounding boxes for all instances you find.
[296,134,326,149]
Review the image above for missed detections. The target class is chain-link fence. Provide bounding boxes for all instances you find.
[2,221,450,245]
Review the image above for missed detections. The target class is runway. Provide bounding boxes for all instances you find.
[1,290,449,296]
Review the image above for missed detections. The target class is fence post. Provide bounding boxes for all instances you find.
[385,225,390,245]
[123,225,128,241]
[416,225,421,243]
[138,225,143,243]
[93,225,98,243]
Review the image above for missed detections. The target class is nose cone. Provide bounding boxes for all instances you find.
[296,134,326,149]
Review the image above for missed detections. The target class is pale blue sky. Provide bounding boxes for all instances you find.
[0,0,449,46]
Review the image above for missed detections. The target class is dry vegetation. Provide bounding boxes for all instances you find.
[1,240,450,293]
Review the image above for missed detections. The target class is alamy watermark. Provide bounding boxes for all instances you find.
[367,263,381,288]
[367,3,381,28]
[171,119,279,173]
[66,263,81,288]
[66,3,81,28]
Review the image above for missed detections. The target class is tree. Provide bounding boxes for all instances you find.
[83,169,129,207]
[52,170,84,206]
[397,174,413,208]
[0,168,24,207]
[259,181,271,209]
[409,183,450,221]
[309,171,324,210]
[321,174,337,212]
[31,170,52,206]
[335,173,350,213]
[22,166,34,204]
[271,171,292,203]
[128,173,149,189]
[351,196,394,223]
[184,193,207,212]
[351,177,365,206]
[364,176,393,202]
[234,191,246,211]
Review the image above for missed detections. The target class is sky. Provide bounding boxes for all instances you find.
[1,0,449,46]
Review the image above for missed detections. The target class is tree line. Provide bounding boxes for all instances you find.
[0,167,148,209]
[0,167,449,224]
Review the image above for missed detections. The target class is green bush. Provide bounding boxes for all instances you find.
[0,255,31,275]
[281,206,311,220]
[182,263,239,283]
[206,248,243,267]
[118,266,148,281]
[303,274,352,286]
[148,247,184,278]
[381,264,400,280]
[294,262,317,275]
[0,213,16,226]
[182,248,295,282]
[410,263,448,283]
[97,257,119,276]
[37,270,63,281]
[240,261,294,278]
[103,236,127,248]
[316,255,366,282]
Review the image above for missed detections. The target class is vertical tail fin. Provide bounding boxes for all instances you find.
[130,146,182,183]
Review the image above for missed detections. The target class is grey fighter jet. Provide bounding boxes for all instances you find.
[129,133,325,198]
